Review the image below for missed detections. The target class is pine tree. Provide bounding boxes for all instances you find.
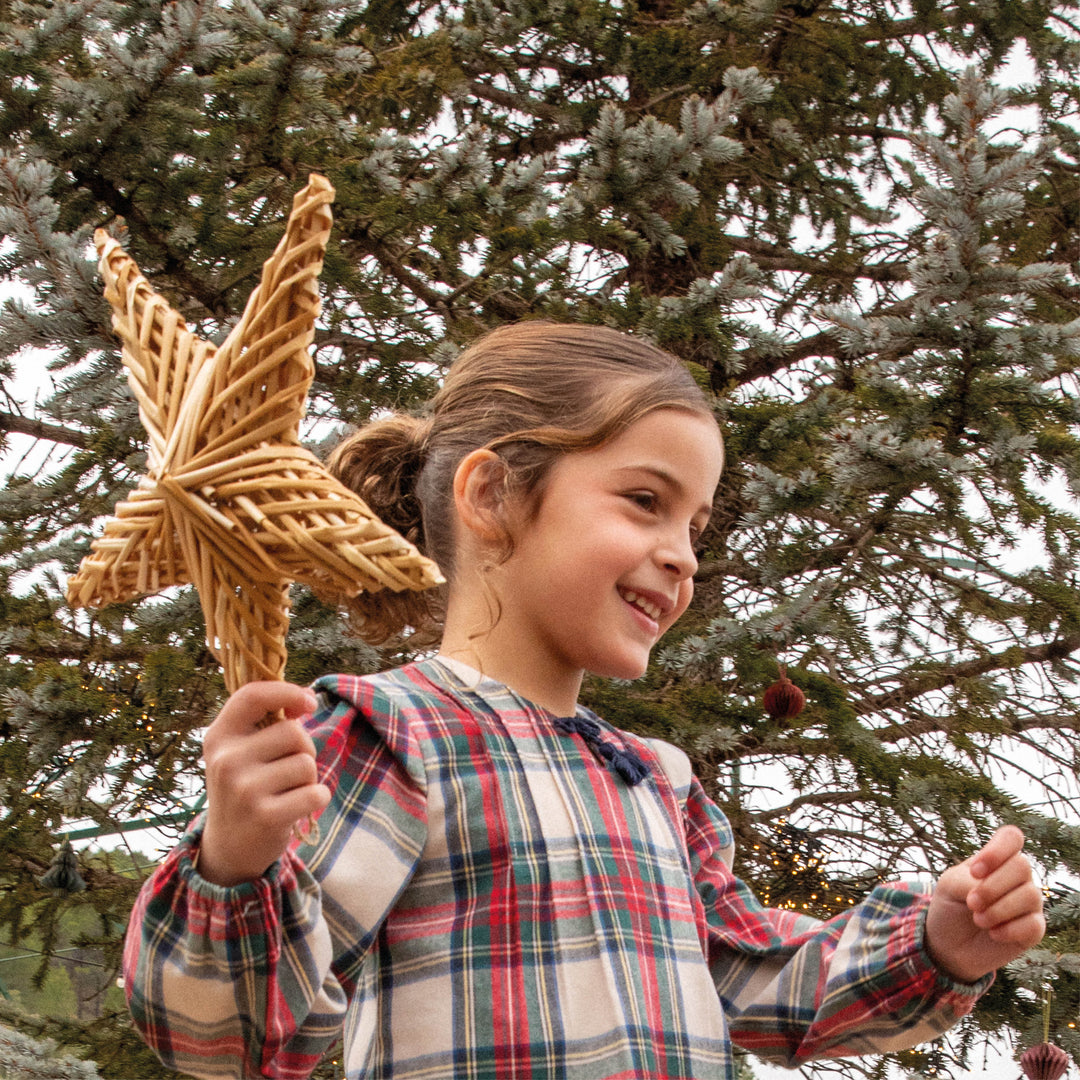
[3,1,1080,1075]
[0,1016,103,1080]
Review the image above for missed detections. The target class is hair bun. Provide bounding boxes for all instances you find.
[328,413,431,547]
[323,413,444,645]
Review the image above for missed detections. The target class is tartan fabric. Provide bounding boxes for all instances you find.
[124,659,989,1079]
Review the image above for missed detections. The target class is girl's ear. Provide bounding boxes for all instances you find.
[453,449,508,542]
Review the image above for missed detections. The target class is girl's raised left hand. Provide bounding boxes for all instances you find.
[924,825,1045,984]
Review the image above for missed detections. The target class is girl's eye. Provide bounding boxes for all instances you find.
[690,522,710,557]
[626,491,658,512]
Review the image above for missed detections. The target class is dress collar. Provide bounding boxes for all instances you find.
[428,655,650,786]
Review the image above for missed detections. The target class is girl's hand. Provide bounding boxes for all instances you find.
[924,825,1045,984]
[198,682,331,887]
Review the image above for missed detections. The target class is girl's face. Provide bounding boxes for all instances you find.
[486,408,723,705]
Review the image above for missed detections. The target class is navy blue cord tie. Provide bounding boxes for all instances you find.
[552,714,651,786]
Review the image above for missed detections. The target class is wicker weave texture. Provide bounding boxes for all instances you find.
[67,174,443,692]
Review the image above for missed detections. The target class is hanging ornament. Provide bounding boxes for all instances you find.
[1021,1043,1070,1080]
[37,838,87,895]
[763,665,805,720]
[1022,986,1071,1080]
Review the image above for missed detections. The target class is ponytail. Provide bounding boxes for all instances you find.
[326,413,445,644]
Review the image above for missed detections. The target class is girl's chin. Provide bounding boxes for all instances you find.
[589,654,652,682]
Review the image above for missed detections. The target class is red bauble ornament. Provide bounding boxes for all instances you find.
[1021,1043,1070,1080]
[763,668,805,720]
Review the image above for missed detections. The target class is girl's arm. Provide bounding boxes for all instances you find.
[681,779,1001,1066]
[123,824,345,1080]
[123,680,428,1079]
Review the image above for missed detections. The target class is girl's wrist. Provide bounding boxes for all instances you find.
[197,825,277,886]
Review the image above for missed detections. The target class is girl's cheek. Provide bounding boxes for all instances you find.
[667,579,694,629]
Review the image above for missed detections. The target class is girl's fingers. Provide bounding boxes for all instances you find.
[987,910,1048,949]
[214,749,319,810]
[268,784,332,829]
[244,774,331,834]
[205,709,318,788]
[262,750,320,797]
[971,879,1044,930]
[967,824,1025,880]
[968,852,1035,912]
[245,716,319,762]
[212,681,318,737]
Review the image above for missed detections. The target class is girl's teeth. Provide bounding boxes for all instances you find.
[623,590,660,620]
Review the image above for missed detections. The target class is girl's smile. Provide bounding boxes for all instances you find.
[618,587,669,624]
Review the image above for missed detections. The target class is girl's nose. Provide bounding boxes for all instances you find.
[658,528,699,579]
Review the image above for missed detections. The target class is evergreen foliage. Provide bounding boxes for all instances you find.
[0,1017,102,1080]
[3,0,1080,1075]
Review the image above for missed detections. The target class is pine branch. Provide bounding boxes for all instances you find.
[745,788,872,820]
[729,236,910,283]
[734,294,924,384]
[872,634,1080,733]
[0,640,149,664]
[0,411,90,450]
[312,333,434,386]
[736,328,841,383]
[464,79,566,124]
[245,0,318,179]
[348,225,454,318]
[67,169,228,318]
[13,856,144,895]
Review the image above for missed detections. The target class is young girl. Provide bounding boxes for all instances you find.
[124,322,1045,1080]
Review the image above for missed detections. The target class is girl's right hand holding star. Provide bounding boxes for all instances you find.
[197,682,331,887]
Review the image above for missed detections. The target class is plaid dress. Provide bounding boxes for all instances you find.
[124,659,988,1079]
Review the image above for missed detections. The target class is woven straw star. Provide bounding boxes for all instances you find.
[67,174,443,695]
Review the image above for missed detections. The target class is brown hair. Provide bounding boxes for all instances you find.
[327,321,719,644]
